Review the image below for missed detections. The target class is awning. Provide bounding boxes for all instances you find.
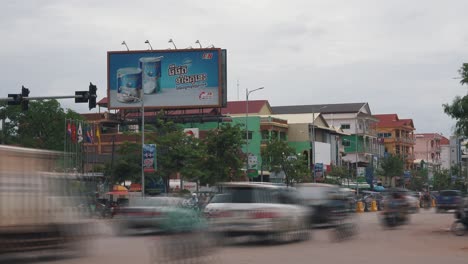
[129,183,142,192]
[113,185,128,191]
[106,190,128,195]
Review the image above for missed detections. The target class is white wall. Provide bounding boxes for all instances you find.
[441,145,451,170]
[315,142,331,165]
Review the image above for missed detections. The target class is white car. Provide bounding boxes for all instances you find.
[204,183,310,243]
[405,195,420,213]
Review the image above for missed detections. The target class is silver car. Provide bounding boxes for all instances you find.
[204,183,310,243]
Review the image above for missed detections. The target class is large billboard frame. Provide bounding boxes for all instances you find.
[107,48,223,110]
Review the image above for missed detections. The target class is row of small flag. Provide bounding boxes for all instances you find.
[66,121,101,144]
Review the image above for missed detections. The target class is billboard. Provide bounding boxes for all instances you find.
[143,144,157,172]
[107,48,223,109]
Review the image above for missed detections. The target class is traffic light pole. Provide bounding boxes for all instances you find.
[0,94,91,101]
[2,83,98,110]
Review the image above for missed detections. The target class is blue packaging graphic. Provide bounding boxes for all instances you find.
[116,67,142,103]
[139,57,163,94]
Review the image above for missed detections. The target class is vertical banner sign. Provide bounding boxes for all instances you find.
[143,144,157,172]
[314,163,324,178]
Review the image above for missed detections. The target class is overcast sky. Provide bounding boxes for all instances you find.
[2,0,468,136]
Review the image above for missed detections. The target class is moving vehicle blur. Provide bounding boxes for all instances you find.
[452,197,468,236]
[0,145,91,259]
[436,190,462,213]
[380,189,410,228]
[114,197,207,236]
[296,183,355,227]
[204,182,309,243]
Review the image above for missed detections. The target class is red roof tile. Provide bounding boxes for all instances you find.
[97,97,108,106]
[221,100,270,115]
[417,134,449,145]
[373,114,415,130]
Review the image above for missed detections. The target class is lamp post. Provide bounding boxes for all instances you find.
[141,92,145,197]
[246,87,264,180]
[312,106,327,182]
[121,41,129,51]
[144,40,153,50]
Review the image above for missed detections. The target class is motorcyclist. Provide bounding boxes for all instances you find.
[422,190,432,208]
[189,193,199,207]
[383,190,409,222]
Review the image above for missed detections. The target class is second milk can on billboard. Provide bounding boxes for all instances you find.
[139,56,163,94]
[117,67,142,103]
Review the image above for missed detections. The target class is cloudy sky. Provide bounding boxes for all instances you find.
[2,0,468,136]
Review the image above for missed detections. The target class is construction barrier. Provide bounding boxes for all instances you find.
[356,201,364,213]
[371,200,378,212]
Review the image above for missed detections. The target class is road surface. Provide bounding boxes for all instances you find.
[6,209,468,264]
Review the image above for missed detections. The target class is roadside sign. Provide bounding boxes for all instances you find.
[248,155,258,166]
[247,169,258,178]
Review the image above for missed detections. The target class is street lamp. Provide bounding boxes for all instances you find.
[168,38,177,49]
[121,41,129,51]
[312,106,327,182]
[144,40,153,50]
[246,87,264,180]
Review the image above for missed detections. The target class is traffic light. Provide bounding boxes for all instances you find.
[7,94,21,106]
[21,86,30,111]
[88,82,97,110]
[75,91,89,103]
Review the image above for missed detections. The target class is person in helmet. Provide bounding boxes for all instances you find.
[189,193,199,207]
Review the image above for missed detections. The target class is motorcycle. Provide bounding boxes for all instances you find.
[380,199,409,228]
[452,201,468,236]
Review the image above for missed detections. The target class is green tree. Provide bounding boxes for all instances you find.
[328,165,350,184]
[261,140,309,186]
[408,168,428,191]
[109,141,142,186]
[202,123,245,184]
[443,63,468,136]
[379,155,404,187]
[433,169,451,191]
[0,100,82,150]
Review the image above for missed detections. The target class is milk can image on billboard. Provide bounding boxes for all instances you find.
[116,67,142,103]
[140,56,163,94]
[108,49,224,109]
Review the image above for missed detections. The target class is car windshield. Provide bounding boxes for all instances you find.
[297,186,336,200]
[439,190,460,197]
[215,186,277,203]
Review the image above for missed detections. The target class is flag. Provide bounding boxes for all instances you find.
[90,124,95,144]
[71,123,77,142]
[85,125,92,143]
[78,123,83,143]
[67,122,72,136]
[96,126,101,145]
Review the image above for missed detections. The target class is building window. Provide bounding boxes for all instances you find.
[247,131,253,140]
[341,124,350,129]
[378,133,392,138]
[342,140,351,147]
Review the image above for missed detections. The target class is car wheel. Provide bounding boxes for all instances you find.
[452,221,466,236]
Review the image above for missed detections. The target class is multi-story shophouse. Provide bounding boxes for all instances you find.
[271,103,382,183]
[372,114,416,170]
[414,133,446,179]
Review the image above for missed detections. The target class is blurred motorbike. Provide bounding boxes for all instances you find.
[380,191,409,228]
[452,198,468,236]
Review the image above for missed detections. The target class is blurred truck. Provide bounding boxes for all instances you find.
[0,145,90,258]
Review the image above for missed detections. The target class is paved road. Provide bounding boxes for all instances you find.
[12,209,468,264]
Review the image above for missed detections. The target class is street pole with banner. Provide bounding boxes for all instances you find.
[245,87,264,181]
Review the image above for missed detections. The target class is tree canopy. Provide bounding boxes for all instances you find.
[0,100,82,150]
[443,63,468,136]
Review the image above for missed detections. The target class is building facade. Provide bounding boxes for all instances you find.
[373,114,416,170]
